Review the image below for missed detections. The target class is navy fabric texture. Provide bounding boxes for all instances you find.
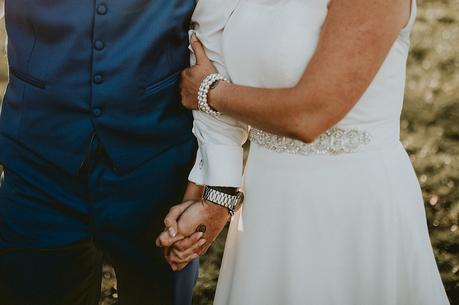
[0,0,195,175]
[0,0,200,303]
[0,137,199,305]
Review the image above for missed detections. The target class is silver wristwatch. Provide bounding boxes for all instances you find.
[202,186,244,216]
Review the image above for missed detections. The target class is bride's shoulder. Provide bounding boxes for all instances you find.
[193,0,241,24]
[194,0,240,14]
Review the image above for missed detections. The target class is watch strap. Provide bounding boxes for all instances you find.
[202,186,243,215]
[207,186,238,196]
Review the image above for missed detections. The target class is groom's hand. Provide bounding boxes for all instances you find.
[154,182,204,248]
[156,199,229,271]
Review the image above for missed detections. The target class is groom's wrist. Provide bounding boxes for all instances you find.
[183,182,204,201]
[207,186,238,196]
[202,186,244,216]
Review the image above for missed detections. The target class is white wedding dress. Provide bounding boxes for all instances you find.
[188,0,451,304]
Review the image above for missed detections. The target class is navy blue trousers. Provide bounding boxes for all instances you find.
[0,135,199,305]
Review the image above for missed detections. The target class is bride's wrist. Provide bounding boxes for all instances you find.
[197,73,228,116]
[208,81,227,112]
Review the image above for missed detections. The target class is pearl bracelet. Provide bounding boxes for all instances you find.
[197,73,230,117]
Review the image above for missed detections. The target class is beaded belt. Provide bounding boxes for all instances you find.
[249,127,372,155]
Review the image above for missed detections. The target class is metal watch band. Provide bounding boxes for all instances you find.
[207,186,238,196]
[202,186,243,215]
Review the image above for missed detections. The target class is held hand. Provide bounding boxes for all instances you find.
[154,182,203,246]
[156,199,230,271]
[181,33,218,110]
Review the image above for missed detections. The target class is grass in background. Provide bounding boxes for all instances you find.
[401,0,459,302]
[0,0,457,304]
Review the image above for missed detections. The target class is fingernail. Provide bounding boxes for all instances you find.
[196,232,204,239]
[168,227,177,238]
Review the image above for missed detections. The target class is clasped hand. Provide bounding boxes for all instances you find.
[155,183,229,271]
[156,34,228,271]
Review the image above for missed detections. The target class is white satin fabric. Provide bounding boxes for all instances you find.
[188,0,248,188]
[189,0,451,304]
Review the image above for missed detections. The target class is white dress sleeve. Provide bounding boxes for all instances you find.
[188,0,249,188]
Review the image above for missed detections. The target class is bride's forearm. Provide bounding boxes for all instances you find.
[200,0,409,143]
[208,81,331,143]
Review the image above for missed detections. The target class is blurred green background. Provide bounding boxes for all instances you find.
[0,0,458,304]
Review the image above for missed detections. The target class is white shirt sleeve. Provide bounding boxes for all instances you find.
[188,0,249,188]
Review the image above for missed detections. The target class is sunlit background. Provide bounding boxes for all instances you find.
[0,0,458,304]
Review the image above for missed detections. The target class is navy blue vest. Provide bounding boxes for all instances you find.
[0,0,195,175]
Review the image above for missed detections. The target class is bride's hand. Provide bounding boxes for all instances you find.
[180,33,218,110]
[156,198,229,271]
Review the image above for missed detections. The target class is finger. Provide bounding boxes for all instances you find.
[171,247,202,271]
[174,232,203,252]
[156,230,185,248]
[170,261,191,272]
[173,238,207,261]
[164,248,180,272]
[168,250,200,265]
[165,247,200,272]
[165,244,196,265]
[164,248,185,271]
[164,200,195,238]
[167,260,188,272]
[190,33,209,66]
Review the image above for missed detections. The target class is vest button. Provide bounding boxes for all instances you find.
[93,74,103,84]
[92,108,102,117]
[97,4,108,15]
[94,40,105,51]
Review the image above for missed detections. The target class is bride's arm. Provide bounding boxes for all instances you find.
[187,0,248,188]
[157,0,248,272]
[183,0,412,143]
